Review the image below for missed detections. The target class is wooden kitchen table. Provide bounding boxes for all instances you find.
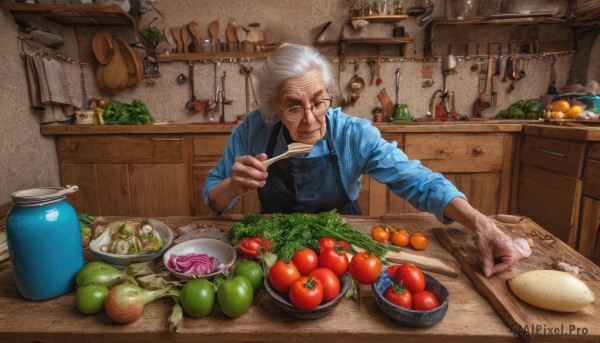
[0,213,598,343]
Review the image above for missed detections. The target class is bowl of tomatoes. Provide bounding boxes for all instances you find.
[372,265,449,327]
[264,268,350,319]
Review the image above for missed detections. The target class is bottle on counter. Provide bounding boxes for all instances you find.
[6,186,84,300]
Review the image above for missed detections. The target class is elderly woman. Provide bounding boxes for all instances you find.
[204,43,522,277]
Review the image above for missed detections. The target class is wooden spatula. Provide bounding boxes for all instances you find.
[264,142,314,167]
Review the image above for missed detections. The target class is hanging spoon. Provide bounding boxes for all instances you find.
[264,143,314,167]
[512,56,520,80]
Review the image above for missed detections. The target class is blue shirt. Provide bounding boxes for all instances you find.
[204,107,466,223]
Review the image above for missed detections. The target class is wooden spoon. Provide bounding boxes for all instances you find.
[187,21,202,52]
[226,18,238,52]
[171,27,183,53]
[181,25,189,53]
[376,56,382,86]
[264,143,314,166]
[208,20,219,52]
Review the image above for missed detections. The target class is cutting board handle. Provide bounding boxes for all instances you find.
[384,250,460,278]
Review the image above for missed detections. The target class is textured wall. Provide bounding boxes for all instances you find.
[0,0,589,205]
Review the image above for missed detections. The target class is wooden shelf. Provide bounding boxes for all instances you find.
[350,14,408,23]
[0,3,137,29]
[156,51,271,62]
[427,15,566,26]
[340,37,414,46]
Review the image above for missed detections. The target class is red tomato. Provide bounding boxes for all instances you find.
[318,247,349,277]
[291,248,319,276]
[239,237,273,259]
[318,237,336,250]
[308,267,340,303]
[338,240,351,250]
[349,250,382,285]
[394,264,425,294]
[384,283,412,309]
[239,237,261,259]
[386,265,401,277]
[268,260,301,292]
[413,290,440,311]
[289,276,323,310]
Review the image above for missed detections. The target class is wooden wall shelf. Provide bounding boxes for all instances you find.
[0,3,137,29]
[156,51,271,62]
[350,14,408,23]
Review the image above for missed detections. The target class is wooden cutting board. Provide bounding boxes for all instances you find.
[433,215,600,340]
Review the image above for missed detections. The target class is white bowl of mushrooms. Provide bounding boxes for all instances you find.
[89,218,174,267]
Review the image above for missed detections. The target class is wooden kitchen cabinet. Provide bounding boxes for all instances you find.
[579,143,600,264]
[368,132,515,218]
[191,135,259,215]
[515,134,587,248]
[56,134,191,216]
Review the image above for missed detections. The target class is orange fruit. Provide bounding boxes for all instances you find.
[410,232,429,251]
[550,100,570,113]
[567,105,583,119]
[371,226,390,243]
[390,231,410,247]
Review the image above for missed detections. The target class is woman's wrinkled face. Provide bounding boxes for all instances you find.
[274,69,327,145]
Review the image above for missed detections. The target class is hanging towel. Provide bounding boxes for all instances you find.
[24,54,74,124]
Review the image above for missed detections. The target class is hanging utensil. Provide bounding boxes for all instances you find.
[376,56,382,86]
[548,56,557,95]
[185,61,196,111]
[367,58,375,86]
[208,20,219,52]
[240,64,254,113]
[394,68,401,106]
[348,62,365,104]
[205,62,219,121]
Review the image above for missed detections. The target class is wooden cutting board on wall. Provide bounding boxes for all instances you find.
[433,215,600,341]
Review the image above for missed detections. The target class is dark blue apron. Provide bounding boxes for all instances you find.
[257,118,361,215]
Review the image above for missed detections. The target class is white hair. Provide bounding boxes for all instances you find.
[255,43,335,123]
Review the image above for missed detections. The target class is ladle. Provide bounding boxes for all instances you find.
[264,143,314,167]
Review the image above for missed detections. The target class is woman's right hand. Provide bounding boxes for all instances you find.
[230,153,269,195]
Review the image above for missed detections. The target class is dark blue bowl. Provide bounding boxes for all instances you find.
[264,273,350,319]
[372,270,449,327]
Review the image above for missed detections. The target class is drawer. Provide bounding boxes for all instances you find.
[589,142,600,160]
[193,135,229,162]
[404,133,505,173]
[58,135,183,163]
[584,159,600,199]
[520,135,585,179]
[516,163,581,247]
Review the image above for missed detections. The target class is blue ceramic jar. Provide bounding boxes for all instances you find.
[6,186,84,300]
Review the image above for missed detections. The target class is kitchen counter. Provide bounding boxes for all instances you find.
[39,120,524,135]
[1,213,598,342]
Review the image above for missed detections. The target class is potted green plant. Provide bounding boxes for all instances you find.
[371,106,384,122]
[139,26,165,47]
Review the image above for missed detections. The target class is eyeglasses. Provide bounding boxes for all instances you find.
[281,98,332,121]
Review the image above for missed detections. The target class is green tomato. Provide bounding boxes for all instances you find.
[76,283,109,314]
[180,279,215,318]
[217,276,253,318]
[234,261,264,294]
[75,261,123,288]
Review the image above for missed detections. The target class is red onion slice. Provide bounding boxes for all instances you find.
[167,252,221,276]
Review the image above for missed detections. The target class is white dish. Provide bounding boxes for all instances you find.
[163,238,236,280]
[89,218,174,266]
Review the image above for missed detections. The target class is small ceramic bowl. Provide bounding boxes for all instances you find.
[372,270,449,327]
[163,238,236,280]
[264,273,350,319]
[89,218,174,267]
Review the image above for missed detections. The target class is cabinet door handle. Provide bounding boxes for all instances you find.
[472,146,483,156]
[533,147,565,158]
[150,138,181,141]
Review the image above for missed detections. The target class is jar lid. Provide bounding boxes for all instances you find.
[11,185,78,207]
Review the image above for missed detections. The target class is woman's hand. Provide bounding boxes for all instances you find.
[207,153,268,212]
[472,216,523,277]
[443,197,523,277]
[230,153,269,195]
